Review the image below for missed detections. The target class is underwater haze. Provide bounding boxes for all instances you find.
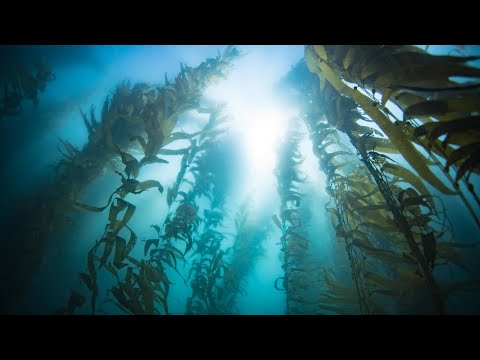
[1,45,480,315]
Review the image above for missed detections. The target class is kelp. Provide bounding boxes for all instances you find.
[8,45,480,315]
[222,202,268,313]
[183,133,242,314]
[0,54,55,120]
[280,57,465,314]
[1,47,240,312]
[51,49,239,315]
[306,45,480,225]
[274,119,323,314]
[293,46,480,313]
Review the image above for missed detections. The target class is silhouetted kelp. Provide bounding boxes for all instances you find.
[0,52,55,120]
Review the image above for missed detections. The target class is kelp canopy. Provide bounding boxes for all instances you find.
[0,45,479,315]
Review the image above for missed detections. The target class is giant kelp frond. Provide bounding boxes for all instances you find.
[66,107,229,315]
[0,53,55,120]
[221,202,268,313]
[305,45,480,224]
[297,46,480,313]
[274,118,325,314]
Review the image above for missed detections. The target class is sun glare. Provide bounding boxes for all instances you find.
[203,46,301,199]
[245,109,286,170]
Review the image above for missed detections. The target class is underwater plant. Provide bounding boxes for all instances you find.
[280,48,480,314]
[184,133,236,315]
[0,46,240,313]
[273,120,318,314]
[304,45,480,226]
[0,50,55,120]
[4,44,480,315]
[62,106,229,314]
[220,201,269,313]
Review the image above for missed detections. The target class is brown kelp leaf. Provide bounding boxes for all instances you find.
[445,143,480,170]
[79,273,94,291]
[66,290,86,314]
[354,204,389,213]
[151,225,161,236]
[110,199,136,235]
[212,250,224,272]
[113,236,127,269]
[405,96,480,119]
[315,60,456,195]
[401,195,433,212]
[404,100,450,118]
[103,262,118,276]
[137,274,155,315]
[130,135,148,155]
[355,239,412,264]
[323,151,353,165]
[166,187,174,206]
[155,293,169,314]
[127,255,142,268]
[396,267,424,286]
[365,271,408,293]
[115,145,140,179]
[421,232,436,269]
[414,116,480,142]
[124,229,137,257]
[161,249,178,270]
[110,286,136,315]
[183,237,193,255]
[343,47,358,70]
[444,130,480,148]
[74,192,116,213]
[360,136,399,154]
[139,156,169,168]
[144,239,159,257]
[145,264,165,283]
[99,235,115,266]
[108,198,128,225]
[87,249,96,280]
[313,45,328,61]
[136,180,164,194]
[382,163,431,197]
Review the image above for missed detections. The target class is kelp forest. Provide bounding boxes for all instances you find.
[0,45,479,315]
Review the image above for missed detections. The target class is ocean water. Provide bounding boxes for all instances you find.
[0,45,479,315]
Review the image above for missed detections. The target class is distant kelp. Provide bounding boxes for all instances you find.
[221,201,269,313]
[0,52,55,120]
[274,121,319,314]
[183,131,231,314]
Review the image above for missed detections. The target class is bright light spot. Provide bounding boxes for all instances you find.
[244,109,286,170]
[202,46,304,211]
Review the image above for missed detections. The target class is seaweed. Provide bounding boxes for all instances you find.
[284,47,480,314]
[8,47,239,313]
